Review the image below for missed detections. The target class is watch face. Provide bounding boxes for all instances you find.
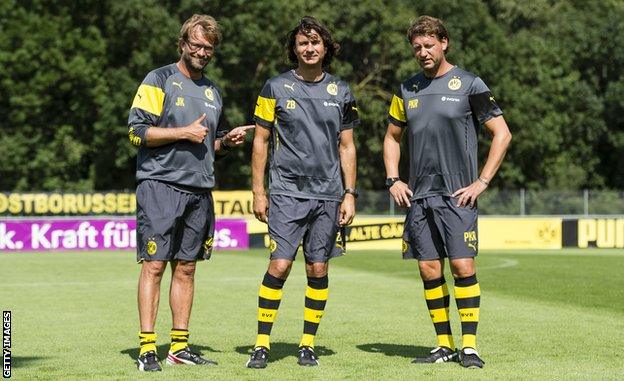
[385,178,398,187]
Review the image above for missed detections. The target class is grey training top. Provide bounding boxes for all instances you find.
[388,66,503,200]
[128,63,227,191]
[254,70,360,201]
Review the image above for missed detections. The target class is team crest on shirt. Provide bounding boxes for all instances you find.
[326,82,338,96]
[203,237,214,254]
[205,88,214,101]
[448,76,462,90]
[146,238,157,255]
[408,99,419,109]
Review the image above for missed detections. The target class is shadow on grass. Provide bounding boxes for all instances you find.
[120,343,221,361]
[11,356,48,368]
[235,342,335,362]
[357,343,432,359]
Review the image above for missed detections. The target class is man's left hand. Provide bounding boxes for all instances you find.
[223,125,254,147]
[339,194,356,226]
[452,180,488,208]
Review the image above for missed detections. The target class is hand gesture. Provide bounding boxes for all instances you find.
[389,181,413,208]
[253,193,269,223]
[223,125,254,148]
[184,114,209,143]
[452,180,488,208]
[339,195,356,226]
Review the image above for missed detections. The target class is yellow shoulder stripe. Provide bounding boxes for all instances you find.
[388,94,406,123]
[131,84,165,116]
[254,95,276,123]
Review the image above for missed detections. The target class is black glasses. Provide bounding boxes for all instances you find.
[185,39,214,53]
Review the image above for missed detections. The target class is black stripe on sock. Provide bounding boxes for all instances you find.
[307,275,328,289]
[259,297,281,310]
[426,295,450,310]
[140,340,155,345]
[263,272,286,289]
[454,274,477,287]
[171,338,188,343]
[303,320,319,335]
[461,321,478,335]
[423,277,446,290]
[305,297,327,311]
[456,296,480,309]
[433,321,452,335]
[258,321,273,335]
[139,331,155,335]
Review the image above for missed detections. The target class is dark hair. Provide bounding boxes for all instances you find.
[286,16,340,68]
[177,14,221,54]
[406,15,450,53]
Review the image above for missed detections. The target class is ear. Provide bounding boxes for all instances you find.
[440,37,448,52]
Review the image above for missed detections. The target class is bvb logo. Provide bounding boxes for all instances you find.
[402,240,408,253]
[146,239,157,255]
[448,77,462,90]
[269,238,277,253]
[203,237,214,254]
[205,88,214,101]
[326,83,338,96]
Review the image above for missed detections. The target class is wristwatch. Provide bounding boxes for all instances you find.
[344,188,359,198]
[385,177,400,188]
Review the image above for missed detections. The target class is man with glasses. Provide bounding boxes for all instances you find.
[128,14,252,372]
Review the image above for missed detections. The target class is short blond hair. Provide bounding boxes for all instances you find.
[177,14,221,54]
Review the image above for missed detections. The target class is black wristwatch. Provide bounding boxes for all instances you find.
[385,177,400,188]
[344,188,359,198]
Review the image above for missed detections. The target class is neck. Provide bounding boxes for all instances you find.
[176,59,202,80]
[424,60,453,79]
[294,65,324,82]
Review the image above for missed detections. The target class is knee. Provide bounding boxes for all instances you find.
[418,262,441,281]
[306,262,328,278]
[269,262,292,279]
[450,259,475,279]
[142,261,166,279]
[174,261,197,280]
[452,268,475,279]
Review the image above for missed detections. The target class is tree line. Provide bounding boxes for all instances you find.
[1,0,622,191]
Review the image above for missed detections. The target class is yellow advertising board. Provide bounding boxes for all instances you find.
[479,218,562,250]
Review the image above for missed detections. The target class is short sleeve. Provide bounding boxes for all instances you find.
[341,85,360,130]
[387,85,407,127]
[468,77,503,124]
[253,80,276,129]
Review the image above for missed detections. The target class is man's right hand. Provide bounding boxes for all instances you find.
[389,181,413,208]
[253,193,269,223]
[184,114,209,143]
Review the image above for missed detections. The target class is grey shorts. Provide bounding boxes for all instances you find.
[402,195,478,261]
[136,180,215,262]
[268,194,344,263]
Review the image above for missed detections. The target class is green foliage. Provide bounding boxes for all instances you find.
[0,0,622,191]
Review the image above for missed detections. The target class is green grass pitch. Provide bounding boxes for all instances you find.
[1,248,623,380]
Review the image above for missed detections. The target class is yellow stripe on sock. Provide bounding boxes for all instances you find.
[300,334,315,348]
[437,334,455,350]
[462,334,476,349]
[429,307,451,323]
[259,285,283,300]
[424,285,448,300]
[454,284,481,299]
[255,334,270,350]
[304,307,324,323]
[258,308,278,322]
[305,287,328,301]
[458,308,480,322]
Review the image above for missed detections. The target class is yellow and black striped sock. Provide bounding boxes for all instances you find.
[255,272,285,350]
[300,275,329,348]
[139,331,157,356]
[454,274,481,350]
[169,328,189,353]
[423,277,455,350]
